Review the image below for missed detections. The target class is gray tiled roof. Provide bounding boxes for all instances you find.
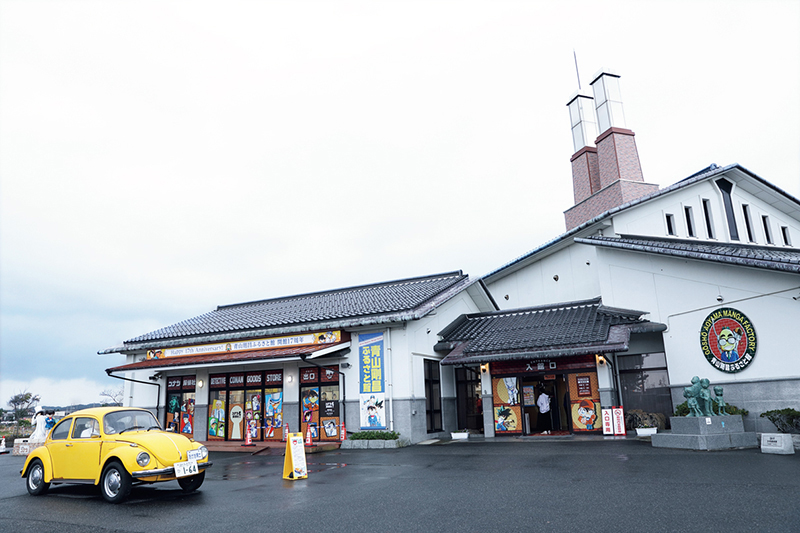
[576,235,800,273]
[114,271,468,350]
[437,297,662,364]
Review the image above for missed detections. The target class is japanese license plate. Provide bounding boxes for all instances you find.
[187,449,203,461]
[174,459,199,478]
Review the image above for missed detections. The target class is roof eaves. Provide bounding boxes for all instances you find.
[576,236,800,274]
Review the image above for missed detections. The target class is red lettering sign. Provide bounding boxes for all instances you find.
[182,376,196,390]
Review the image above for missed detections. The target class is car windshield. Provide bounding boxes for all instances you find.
[103,410,160,434]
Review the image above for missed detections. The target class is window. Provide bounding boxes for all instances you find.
[665,213,676,236]
[742,204,755,242]
[51,418,72,440]
[715,179,739,241]
[762,215,773,244]
[73,417,99,438]
[617,352,672,423]
[702,199,715,239]
[424,359,442,432]
[782,226,792,246]
[684,206,696,237]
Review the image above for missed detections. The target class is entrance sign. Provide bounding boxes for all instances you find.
[699,307,757,373]
[359,333,386,429]
[283,433,308,480]
[602,408,614,435]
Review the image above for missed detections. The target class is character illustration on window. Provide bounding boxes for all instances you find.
[502,378,519,405]
[577,400,597,430]
[495,407,515,431]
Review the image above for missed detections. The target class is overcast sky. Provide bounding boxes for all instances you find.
[1,1,798,409]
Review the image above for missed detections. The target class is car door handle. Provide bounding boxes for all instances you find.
[65,444,73,447]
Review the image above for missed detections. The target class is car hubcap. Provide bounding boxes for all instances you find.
[29,466,42,488]
[105,470,121,495]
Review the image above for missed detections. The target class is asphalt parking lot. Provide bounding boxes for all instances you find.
[1,437,798,533]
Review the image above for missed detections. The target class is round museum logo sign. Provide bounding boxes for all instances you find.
[699,307,757,373]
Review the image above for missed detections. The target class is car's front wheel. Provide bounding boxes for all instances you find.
[26,459,50,496]
[177,470,205,492]
[100,461,132,503]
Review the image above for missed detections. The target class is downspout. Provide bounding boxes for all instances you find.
[386,328,394,432]
[299,354,347,437]
[105,369,161,421]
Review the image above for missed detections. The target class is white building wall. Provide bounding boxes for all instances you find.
[486,243,600,309]
[594,246,800,384]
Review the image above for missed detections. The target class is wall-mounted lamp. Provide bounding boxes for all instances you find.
[286,375,293,383]
[341,362,352,369]
[553,275,559,281]
[480,363,489,374]
[196,379,204,388]
[716,295,724,303]
[597,355,613,368]
[504,295,509,300]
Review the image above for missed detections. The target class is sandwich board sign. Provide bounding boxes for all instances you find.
[283,433,308,480]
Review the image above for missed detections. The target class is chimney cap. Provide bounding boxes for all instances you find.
[566,90,593,107]
[590,68,620,86]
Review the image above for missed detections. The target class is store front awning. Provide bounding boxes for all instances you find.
[106,341,351,375]
[436,297,665,366]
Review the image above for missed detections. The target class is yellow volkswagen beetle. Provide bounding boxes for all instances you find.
[21,406,212,503]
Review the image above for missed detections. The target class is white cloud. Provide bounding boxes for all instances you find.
[0,377,121,410]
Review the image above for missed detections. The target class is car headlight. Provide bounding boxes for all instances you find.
[197,445,208,460]
[136,452,151,467]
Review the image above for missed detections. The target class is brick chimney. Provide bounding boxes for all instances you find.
[564,70,658,230]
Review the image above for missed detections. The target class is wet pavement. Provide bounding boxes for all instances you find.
[2,436,798,532]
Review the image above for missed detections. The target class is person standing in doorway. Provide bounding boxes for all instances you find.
[537,387,552,434]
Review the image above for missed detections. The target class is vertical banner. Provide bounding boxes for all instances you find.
[359,333,386,430]
[602,408,614,435]
[612,406,626,436]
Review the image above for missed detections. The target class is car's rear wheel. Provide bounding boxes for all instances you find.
[26,459,50,496]
[177,470,205,492]
[100,461,132,503]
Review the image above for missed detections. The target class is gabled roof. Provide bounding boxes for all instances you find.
[576,235,800,274]
[102,271,481,354]
[483,164,800,283]
[436,297,665,365]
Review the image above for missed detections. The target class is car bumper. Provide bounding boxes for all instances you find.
[131,461,212,479]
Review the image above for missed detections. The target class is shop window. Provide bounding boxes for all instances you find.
[300,366,340,441]
[227,390,246,440]
[617,352,672,423]
[424,359,442,432]
[208,390,227,440]
[166,376,195,435]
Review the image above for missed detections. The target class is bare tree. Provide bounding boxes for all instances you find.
[7,390,40,435]
[100,387,124,406]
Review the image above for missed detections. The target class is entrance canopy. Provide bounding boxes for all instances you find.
[436,297,665,366]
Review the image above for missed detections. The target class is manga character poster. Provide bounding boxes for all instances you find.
[300,386,319,440]
[264,389,283,440]
[359,332,386,430]
[180,396,195,435]
[207,394,226,441]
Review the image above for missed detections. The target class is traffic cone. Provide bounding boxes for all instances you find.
[340,422,346,441]
[305,426,312,446]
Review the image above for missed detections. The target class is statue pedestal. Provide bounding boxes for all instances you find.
[651,415,757,451]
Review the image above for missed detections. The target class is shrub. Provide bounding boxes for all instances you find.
[625,410,666,430]
[348,430,399,440]
[759,408,800,434]
[673,401,748,417]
